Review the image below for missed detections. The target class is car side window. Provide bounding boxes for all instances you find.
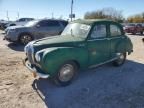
[17,18,25,22]
[38,20,48,27]
[110,24,122,36]
[90,24,106,39]
[60,21,68,27]
[137,24,142,27]
[47,21,61,27]
[38,20,61,27]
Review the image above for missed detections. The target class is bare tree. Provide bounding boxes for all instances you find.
[84,7,124,23]
[127,12,144,23]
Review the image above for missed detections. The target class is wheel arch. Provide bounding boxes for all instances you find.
[18,32,34,41]
[41,47,88,76]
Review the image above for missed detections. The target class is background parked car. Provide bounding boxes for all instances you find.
[0,20,12,30]
[4,19,68,44]
[6,18,34,28]
[124,23,144,35]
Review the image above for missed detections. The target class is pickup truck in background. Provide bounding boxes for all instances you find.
[124,24,144,35]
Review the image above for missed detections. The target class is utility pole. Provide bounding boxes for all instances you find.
[6,10,9,21]
[52,12,54,19]
[70,0,74,21]
[17,12,19,19]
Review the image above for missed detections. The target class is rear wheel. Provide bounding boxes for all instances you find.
[142,38,144,42]
[19,34,33,45]
[113,53,126,66]
[54,61,78,86]
[140,31,143,35]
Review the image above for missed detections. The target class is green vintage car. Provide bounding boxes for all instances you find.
[24,19,133,86]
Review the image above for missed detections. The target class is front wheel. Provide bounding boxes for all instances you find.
[54,61,78,86]
[19,34,33,45]
[113,53,126,66]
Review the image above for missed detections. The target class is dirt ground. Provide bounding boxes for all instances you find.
[0,30,144,108]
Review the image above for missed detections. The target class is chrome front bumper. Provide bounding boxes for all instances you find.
[23,58,49,79]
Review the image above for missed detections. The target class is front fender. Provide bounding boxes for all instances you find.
[41,47,88,76]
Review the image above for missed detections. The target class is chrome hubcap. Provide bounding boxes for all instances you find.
[117,54,124,64]
[21,35,32,44]
[59,64,74,82]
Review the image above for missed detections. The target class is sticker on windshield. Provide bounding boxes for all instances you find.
[80,25,90,30]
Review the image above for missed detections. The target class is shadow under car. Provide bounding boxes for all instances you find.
[32,60,144,108]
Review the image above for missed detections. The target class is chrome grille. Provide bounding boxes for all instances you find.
[27,48,34,64]
[25,41,35,64]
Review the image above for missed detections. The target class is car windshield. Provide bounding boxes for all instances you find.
[25,20,39,27]
[61,23,91,38]
[127,24,135,27]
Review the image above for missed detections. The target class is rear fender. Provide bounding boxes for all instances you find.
[115,37,133,54]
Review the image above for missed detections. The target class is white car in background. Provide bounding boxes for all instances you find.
[6,18,34,28]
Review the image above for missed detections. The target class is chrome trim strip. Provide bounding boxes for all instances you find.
[87,36,123,41]
[89,57,118,68]
[36,73,50,79]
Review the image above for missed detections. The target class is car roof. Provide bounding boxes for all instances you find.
[38,19,68,22]
[72,19,119,25]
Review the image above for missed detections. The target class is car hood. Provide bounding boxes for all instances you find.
[6,25,26,30]
[34,35,85,46]
[32,35,85,51]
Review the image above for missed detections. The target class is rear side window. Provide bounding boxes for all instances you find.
[60,21,68,27]
[27,18,34,21]
[38,20,48,27]
[137,24,142,27]
[90,24,106,39]
[47,21,61,27]
[110,25,122,36]
[18,18,25,22]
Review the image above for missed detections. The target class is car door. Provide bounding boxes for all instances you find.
[109,23,126,58]
[87,23,111,67]
[33,20,52,39]
[34,20,62,39]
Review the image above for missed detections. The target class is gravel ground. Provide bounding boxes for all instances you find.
[0,30,144,108]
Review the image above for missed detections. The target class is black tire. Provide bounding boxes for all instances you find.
[19,34,33,45]
[140,31,143,35]
[54,61,78,86]
[113,53,126,66]
[142,38,144,42]
[9,24,16,26]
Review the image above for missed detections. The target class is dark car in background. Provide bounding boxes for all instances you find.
[0,20,12,30]
[4,19,68,44]
[124,23,144,35]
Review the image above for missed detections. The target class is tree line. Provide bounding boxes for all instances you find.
[84,8,144,23]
